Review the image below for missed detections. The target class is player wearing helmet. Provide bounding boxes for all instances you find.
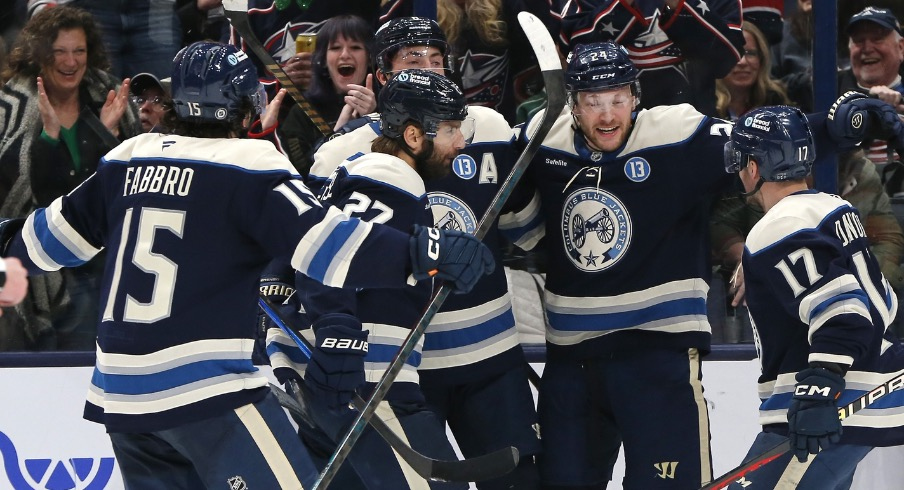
[267,69,480,489]
[723,105,904,489]
[501,42,904,489]
[0,43,494,489]
[289,16,543,489]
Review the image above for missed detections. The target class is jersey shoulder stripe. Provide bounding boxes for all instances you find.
[310,123,379,179]
[466,105,515,144]
[340,153,426,198]
[622,104,708,155]
[747,192,852,254]
[103,133,298,175]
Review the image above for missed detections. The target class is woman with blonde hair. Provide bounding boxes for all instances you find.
[715,22,791,121]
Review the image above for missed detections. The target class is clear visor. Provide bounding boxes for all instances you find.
[431,117,475,146]
[723,141,746,174]
[250,83,267,115]
[571,90,634,115]
[382,46,449,76]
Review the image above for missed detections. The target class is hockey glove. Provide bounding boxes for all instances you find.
[827,91,904,150]
[0,218,25,256]
[304,313,369,409]
[787,366,845,462]
[409,225,495,294]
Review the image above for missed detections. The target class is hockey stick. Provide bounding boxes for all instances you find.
[259,296,520,483]
[222,0,332,137]
[701,369,904,489]
[313,12,565,489]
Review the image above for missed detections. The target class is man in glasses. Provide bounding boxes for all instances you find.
[129,72,169,132]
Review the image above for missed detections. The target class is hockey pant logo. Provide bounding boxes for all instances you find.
[654,461,679,479]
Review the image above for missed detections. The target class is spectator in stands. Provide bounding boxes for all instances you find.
[129,72,168,133]
[226,0,380,93]
[270,14,376,175]
[715,22,792,121]
[839,6,904,171]
[67,0,181,79]
[556,0,745,116]
[0,5,139,351]
[380,0,550,123]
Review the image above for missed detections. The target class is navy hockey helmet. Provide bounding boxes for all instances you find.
[379,69,467,140]
[374,17,451,73]
[725,106,816,181]
[565,42,640,100]
[170,41,265,123]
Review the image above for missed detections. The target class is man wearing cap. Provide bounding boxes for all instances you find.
[839,6,904,168]
[130,72,169,133]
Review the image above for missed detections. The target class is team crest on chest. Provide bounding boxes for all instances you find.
[429,192,477,233]
[561,187,632,272]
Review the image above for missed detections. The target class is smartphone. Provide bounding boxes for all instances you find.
[296,33,316,54]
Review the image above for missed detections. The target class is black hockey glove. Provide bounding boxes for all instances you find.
[0,218,25,256]
[409,225,495,294]
[304,313,368,409]
[787,366,845,462]
[827,91,904,150]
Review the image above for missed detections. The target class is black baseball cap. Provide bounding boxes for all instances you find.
[847,6,902,36]
[130,72,168,96]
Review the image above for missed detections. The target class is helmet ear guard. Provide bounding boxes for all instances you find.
[724,106,816,182]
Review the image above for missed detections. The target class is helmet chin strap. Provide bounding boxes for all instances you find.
[740,177,765,199]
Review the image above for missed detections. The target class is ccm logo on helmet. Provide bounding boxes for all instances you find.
[591,73,615,80]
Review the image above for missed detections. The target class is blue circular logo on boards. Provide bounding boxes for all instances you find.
[624,157,651,182]
[561,187,632,272]
[429,192,477,233]
[452,155,477,179]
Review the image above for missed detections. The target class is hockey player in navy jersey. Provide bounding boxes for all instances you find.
[722,105,904,489]
[0,42,493,490]
[268,69,482,489]
[502,41,904,489]
[296,16,542,489]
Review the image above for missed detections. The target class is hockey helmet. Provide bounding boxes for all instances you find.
[374,17,451,73]
[170,41,266,123]
[565,42,639,97]
[379,69,469,140]
[725,106,816,181]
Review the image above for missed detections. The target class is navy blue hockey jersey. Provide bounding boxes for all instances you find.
[306,106,525,386]
[8,133,414,432]
[503,104,735,360]
[743,190,904,446]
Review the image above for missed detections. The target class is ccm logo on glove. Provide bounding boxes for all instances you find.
[794,384,842,398]
[320,337,368,352]
[426,227,441,262]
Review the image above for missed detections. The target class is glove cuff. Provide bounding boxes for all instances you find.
[313,315,368,355]
[793,367,845,401]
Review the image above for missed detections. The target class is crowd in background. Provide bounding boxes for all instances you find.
[0,0,904,352]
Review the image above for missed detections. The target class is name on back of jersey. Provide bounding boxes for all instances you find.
[836,210,867,246]
[123,165,195,197]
